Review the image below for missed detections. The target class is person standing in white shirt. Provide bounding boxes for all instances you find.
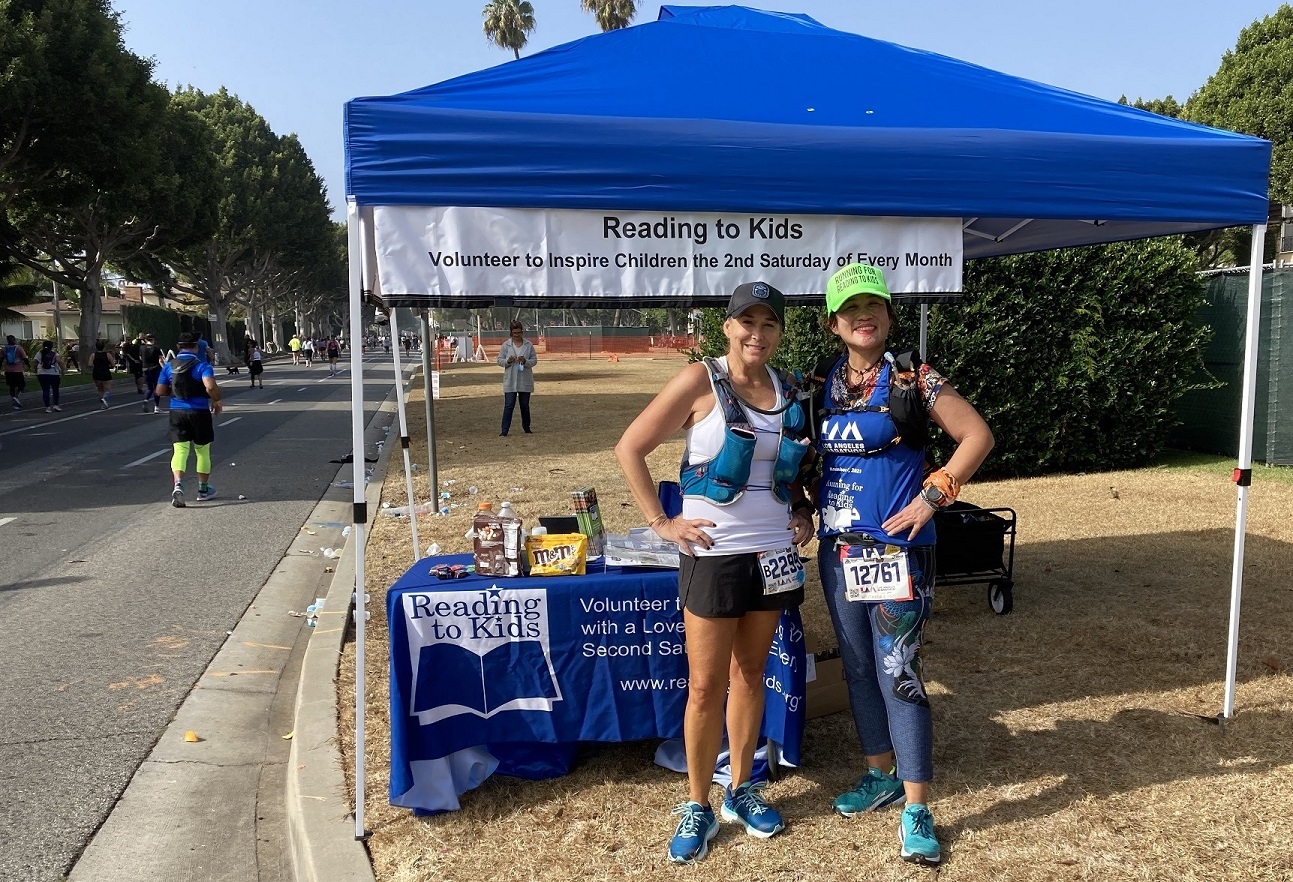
[496,321,537,436]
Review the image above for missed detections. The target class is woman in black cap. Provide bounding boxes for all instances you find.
[616,281,815,864]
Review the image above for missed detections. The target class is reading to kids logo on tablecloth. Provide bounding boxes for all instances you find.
[403,586,562,726]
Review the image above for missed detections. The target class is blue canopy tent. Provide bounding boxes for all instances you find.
[340,5,1271,837]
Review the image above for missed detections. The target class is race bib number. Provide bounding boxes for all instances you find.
[841,544,913,602]
[758,546,805,595]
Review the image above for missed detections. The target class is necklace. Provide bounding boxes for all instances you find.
[833,357,883,410]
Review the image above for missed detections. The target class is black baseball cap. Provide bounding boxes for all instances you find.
[725,281,786,326]
[177,332,198,347]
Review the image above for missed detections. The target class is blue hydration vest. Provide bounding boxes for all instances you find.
[679,358,810,506]
[814,354,934,546]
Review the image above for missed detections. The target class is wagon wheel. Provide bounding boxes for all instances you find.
[988,580,1014,615]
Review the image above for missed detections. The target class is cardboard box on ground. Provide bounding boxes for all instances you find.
[804,634,849,720]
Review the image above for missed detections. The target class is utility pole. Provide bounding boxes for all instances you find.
[52,280,61,344]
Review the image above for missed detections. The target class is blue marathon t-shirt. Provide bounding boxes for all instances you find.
[158,352,215,410]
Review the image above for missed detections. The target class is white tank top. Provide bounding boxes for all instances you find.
[681,357,795,556]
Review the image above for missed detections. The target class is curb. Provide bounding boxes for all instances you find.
[287,377,407,882]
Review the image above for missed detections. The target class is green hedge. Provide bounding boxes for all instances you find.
[122,303,183,345]
[694,237,1209,478]
[122,304,246,353]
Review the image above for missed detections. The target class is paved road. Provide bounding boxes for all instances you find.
[0,354,401,882]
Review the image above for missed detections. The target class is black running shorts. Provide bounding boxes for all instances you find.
[169,408,215,446]
[678,551,805,618]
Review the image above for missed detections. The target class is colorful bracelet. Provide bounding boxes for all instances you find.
[922,467,961,507]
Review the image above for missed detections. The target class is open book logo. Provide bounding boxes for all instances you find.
[403,586,562,725]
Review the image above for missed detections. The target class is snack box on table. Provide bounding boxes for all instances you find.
[570,487,607,557]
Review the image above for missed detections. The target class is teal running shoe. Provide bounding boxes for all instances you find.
[833,767,906,816]
[720,780,785,838]
[898,803,941,865]
[668,801,718,864]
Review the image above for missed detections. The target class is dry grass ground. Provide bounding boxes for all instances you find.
[340,354,1293,882]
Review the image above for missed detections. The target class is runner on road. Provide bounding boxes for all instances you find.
[4,334,29,409]
[326,336,341,376]
[141,333,165,413]
[248,339,264,389]
[155,332,223,507]
[125,334,146,395]
[90,340,116,409]
[34,341,64,412]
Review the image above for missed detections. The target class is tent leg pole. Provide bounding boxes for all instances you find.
[420,309,439,502]
[1223,222,1266,720]
[387,307,422,561]
[346,201,370,839]
[919,304,929,362]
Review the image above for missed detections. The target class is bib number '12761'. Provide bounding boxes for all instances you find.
[841,544,913,602]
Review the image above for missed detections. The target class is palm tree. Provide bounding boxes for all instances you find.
[580,0,637,31]
[482,0,537,60]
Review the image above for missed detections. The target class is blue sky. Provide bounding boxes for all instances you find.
[115,0,1283,220]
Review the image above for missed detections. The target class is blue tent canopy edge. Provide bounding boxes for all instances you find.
[344,4,1271,291]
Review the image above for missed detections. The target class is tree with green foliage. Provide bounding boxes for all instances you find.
[580,0,637,31]
[1185,5,1293,266]
[1117,95,1183,119]
[483,0,536,59]
[2,19,219,363]
[0,258,45,321]
[0,0,135,212]
[141,89,338,363]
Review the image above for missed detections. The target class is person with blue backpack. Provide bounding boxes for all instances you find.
[616,281,816,864]
[4,334,30,409]
[807,262,994,867]
[154,332,223,507]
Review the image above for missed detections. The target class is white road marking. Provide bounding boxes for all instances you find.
[296,387,307,392]
[0,399,143,438]
[218,417,242,427]
[123,448,169,468]
[268,399,282,405]
[0,517,16,528]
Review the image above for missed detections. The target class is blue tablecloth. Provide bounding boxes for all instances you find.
[388,553,806,813]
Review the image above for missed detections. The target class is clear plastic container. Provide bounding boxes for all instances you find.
[497,501,525,576]
[472,502,505,576]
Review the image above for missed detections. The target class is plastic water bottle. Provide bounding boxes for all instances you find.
[497,502,524,577]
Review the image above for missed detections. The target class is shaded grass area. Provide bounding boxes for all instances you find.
[341,357,1293,882]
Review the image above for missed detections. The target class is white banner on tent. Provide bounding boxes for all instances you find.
[373,206,962,301]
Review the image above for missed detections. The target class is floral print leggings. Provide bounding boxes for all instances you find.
[819,543,935,782]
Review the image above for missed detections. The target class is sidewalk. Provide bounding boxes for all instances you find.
[66,374,397,882]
